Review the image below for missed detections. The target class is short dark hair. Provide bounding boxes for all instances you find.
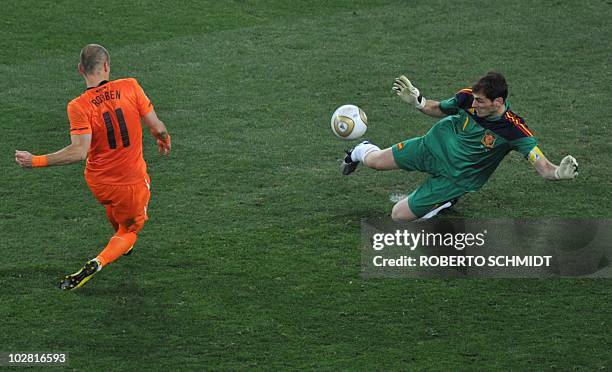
[80,44,110,75]
[472,71,508,101]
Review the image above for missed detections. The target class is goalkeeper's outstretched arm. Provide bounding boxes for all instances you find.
[392,75,446,118]
[530,147,579,180]
[418,99,446,118]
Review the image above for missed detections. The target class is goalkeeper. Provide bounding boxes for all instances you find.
[341,71,578,221]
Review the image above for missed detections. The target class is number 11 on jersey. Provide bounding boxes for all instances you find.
[103,108,130,149]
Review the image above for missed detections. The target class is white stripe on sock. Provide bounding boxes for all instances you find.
[417,201,452,221]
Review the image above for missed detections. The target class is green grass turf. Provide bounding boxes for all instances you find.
[1,0,611,370]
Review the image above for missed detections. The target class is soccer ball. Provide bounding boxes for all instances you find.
[330,104,367,140]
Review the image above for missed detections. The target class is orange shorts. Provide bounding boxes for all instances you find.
[87,175,151,233]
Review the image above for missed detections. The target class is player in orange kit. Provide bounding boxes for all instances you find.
[15,44,171,290]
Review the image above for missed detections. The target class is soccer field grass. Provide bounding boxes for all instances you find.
[2,0,611,370]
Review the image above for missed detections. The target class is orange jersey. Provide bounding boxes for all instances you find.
[67,78,153,185]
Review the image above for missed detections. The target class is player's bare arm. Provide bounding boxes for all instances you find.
[530,146,578,180]
[142,109,171,155]
[15,134,91,168]
[392,75,445,118]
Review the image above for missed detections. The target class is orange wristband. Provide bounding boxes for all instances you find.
[32,155,49,167]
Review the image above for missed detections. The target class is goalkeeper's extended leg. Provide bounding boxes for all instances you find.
[391,197,419,221]
[341,141,398,175]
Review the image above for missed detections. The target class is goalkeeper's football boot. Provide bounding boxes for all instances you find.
[341,140,374,175]
[59,259,100,291]
[419,198,460,220]
[341,141,372,176]
[341,149,359,175]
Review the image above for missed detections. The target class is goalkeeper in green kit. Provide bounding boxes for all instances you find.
[341,71,578,221]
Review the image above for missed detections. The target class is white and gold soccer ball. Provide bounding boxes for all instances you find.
[330,104,367,140]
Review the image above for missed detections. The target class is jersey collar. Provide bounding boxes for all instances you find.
[86,80,109,91]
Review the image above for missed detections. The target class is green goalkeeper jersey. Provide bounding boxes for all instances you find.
[424,88,538,191]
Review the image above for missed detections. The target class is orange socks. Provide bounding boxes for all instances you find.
[96,229,137,267]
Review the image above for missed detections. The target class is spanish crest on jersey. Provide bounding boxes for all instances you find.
[481,132,496,149]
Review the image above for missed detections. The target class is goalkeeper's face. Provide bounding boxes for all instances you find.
[472,92,504,118]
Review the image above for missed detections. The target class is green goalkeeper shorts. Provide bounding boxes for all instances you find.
[392,137,466,218]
